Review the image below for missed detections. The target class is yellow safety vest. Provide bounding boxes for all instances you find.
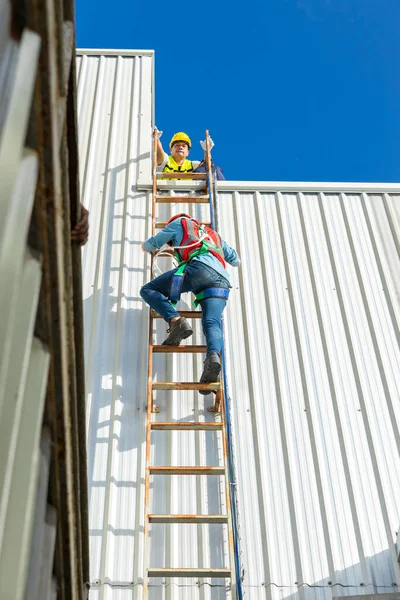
[163,156,194,174]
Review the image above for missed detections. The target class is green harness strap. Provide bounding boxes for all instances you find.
[169,242,211,306]
[169,226,225,306]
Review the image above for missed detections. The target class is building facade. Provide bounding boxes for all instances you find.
[77,50,400,599]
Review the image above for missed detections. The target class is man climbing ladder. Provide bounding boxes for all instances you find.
[141,213,240,390]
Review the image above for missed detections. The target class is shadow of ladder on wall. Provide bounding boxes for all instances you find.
[142,131,238,597]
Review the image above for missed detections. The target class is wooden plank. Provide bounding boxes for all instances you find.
[150,466,225,475]
[154,195,209,200]
[155,221,211,229]
[155,196,209,204]
[156,173,207,180]
[149,514,228,524]
[150,422,223,431]
[152,311,202,319]
[151,382,220,391]
[153,345,206,353]
[148,568,231,578]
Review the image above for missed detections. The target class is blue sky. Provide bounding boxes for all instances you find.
[76,0,400,183]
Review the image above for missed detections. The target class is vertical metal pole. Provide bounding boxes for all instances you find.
[206,134,243,597]
[205,130,215,229]
[220,377,237,598]
[204,130,222,413]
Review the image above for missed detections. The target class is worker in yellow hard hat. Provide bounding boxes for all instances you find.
[155,128,201,174]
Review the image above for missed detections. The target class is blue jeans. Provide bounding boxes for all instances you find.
[140,261,230,355]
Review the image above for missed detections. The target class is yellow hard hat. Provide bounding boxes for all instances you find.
[170,132,192,149]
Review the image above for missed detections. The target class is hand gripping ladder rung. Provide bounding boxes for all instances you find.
[142,130,237,598]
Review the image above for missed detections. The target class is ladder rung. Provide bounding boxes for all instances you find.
[151,382,221,391]
[155,194,209,200]
[152,345,206,353]
[155,196,210,204]
[149,514,229,524]
[152,310,202,318]
[149,466,225,475]
[150,422,223,430]
[155,221,211,229]
[148,568,231,578]
[156,173,207,180]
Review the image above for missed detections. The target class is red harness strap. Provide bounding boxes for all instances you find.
[168,218,226,268]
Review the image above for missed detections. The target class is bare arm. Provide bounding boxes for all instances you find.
[71,204,89,246]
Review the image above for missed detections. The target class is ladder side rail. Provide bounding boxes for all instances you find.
[204,130,238,595]
[143,129,159,598]
[220,368,238,597]
[205,130,216,230]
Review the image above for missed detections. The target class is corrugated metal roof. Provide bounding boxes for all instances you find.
[77,51,400,599]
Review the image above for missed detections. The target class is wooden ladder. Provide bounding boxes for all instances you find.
[142,131,237,597]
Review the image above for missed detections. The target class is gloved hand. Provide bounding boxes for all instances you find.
[154,127,163,138]
[200,138,214,151]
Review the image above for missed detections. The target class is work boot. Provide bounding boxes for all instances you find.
[199,352,221,395]
[162,317,193,346]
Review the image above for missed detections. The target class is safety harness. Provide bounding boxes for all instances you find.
[166,217,230,307]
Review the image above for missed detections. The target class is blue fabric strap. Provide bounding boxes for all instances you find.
[169,274,184,306]
[193,287,230,308]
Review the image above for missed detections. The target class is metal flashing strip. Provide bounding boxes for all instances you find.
[138,179,400,193]
[333,595,400,600]
[77,48,154,57]
[217,181,400,193]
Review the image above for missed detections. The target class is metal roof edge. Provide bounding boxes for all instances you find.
[137,179,400,193]
[76,48,154,57]
[216,180,400,193]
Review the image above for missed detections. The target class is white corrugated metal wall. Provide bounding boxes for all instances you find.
[216,187,400,600]
[77,50,400,600]
[77,50,153,599]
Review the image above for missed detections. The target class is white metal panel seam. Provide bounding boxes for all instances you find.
[336,193,400,572]
[0,30,40,230]
[0,338,50,600]
[319,192,400,579]
[96,54,125,591]
[276,191,333,590]
[0,150,38,419]
[0,252,42,549]
[235,190,286,593]
[298,192,372,589]
[359,193,400,453]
